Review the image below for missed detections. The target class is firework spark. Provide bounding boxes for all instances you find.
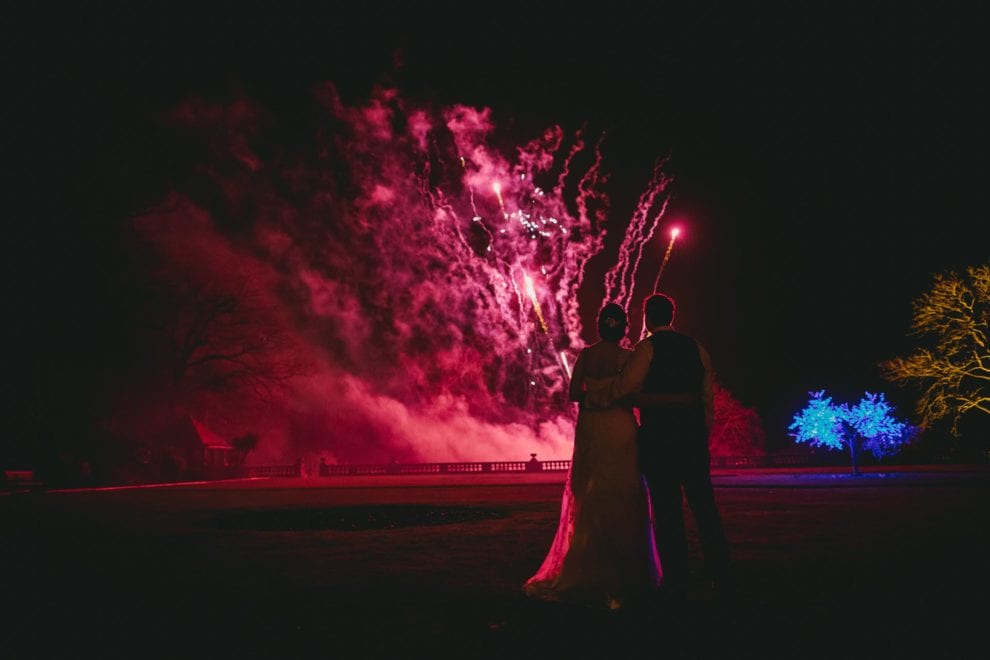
[559,351,573,379]
[493,181,509,220]
[523,271,550,334]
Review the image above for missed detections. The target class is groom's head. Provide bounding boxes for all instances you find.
[643,293,675,331]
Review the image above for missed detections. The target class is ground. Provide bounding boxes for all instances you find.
[2,466,988,659]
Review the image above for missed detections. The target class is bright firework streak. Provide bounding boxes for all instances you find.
[523,271,549,334]
[492,181,509,220]
[652,226,680,293]
[559,351,572,379]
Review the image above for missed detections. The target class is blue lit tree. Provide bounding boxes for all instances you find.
[789,390,917,475]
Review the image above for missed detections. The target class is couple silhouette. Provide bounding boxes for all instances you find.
[524,293,731,610]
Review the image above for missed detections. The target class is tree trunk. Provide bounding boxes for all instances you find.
[849,435,861,476]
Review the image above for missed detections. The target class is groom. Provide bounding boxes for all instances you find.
[585,293,731,599]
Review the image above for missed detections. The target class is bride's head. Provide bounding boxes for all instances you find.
[597,303,628,342]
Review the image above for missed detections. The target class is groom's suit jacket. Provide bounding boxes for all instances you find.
[639,330,707,435]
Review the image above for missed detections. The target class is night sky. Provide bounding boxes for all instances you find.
[6,2,988,458]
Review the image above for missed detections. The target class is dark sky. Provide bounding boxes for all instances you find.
[6,1,988,445]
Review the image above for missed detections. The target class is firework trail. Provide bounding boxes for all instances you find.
[602,157,673,314]
[653,226,681,292]
[493,181,509,220]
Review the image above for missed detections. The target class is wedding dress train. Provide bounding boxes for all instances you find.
[524,376,661,609]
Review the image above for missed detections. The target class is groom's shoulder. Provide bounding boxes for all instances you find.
[652,330,701,351]
[633,337,654,353]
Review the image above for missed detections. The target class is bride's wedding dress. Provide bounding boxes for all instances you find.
[524,341,661,609]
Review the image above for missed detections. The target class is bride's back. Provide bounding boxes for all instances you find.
[580,341,632,380]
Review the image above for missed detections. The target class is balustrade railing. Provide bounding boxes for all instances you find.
[238,451,978,479]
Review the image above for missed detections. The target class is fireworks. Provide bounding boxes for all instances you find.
[143,87,688,463]
[302,95,672,421]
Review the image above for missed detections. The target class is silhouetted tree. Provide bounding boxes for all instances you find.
[231,432,260,466]
[158,276,306,403]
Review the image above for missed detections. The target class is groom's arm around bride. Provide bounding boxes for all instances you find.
[581,333,708,414]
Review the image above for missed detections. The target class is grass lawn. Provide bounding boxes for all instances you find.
[3,468,988,659]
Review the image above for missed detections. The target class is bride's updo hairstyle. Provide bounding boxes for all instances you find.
[597,303,628,342]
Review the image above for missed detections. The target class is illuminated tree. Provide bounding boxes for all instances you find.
[710,382,766,457]
[788,390,916,475]
[788,390,845,454]
[880,264,990,435]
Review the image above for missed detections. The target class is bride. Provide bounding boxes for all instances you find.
[523,303,662,610]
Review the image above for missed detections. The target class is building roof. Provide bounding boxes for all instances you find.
[164,415,233,450]
[187,416,232,450]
